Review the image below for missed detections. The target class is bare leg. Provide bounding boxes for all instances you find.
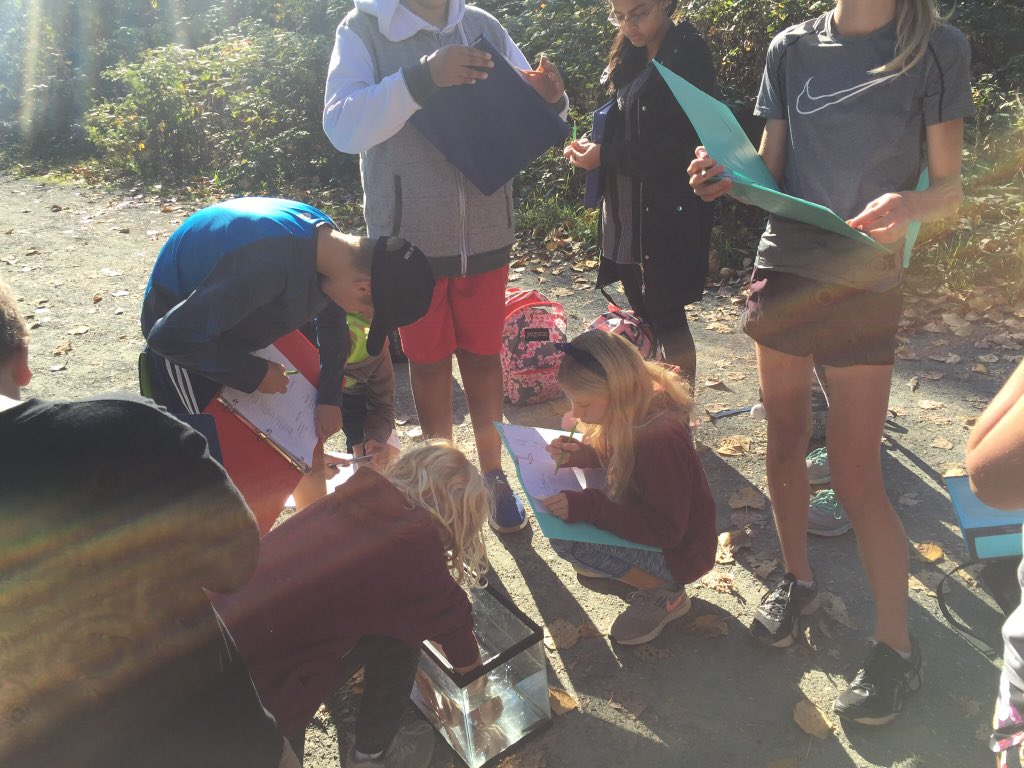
[455,350,504,473]
[409,357,454,441]
[757,343,815,582]
[619,568,675,590]
[825,363,910,653]
[292,443,327,511]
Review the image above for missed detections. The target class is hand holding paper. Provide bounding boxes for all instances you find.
[519,53,564,104]
[846,192,914,244]
[687,146,734,203]
[538,493,570,520]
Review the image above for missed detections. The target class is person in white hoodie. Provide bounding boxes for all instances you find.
[324,0,568,538]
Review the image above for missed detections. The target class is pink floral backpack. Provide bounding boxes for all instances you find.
[587,303,663,361]
[501,287,568,405]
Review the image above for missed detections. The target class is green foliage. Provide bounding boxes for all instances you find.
[84,22,354,189]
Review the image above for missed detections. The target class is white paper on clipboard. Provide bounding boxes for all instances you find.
[219,346,318,471]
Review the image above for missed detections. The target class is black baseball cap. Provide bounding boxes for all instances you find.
[366,236,435,356]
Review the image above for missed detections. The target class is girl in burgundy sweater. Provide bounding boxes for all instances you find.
[538,330,716,646]
[214,443,492,768]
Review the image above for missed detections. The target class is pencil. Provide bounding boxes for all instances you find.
[283,369,299,376]
[554,421,579,471]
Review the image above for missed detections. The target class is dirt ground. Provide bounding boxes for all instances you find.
[3,173,1021,768]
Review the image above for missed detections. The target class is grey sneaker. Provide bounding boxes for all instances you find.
[751,573,819,647]
[806,447,831,484]
[347,712,435,768]
[610,587,691,645]
[807,490,851,537]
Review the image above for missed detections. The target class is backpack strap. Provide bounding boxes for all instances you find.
[936,559,1001,660]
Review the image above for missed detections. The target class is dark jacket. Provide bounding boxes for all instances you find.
[596,21,717,313]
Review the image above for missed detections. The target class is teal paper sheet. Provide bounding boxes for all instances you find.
[653,61,889,254]
[495,422,659,552]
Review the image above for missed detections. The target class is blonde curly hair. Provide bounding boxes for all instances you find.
[385,441,491,586]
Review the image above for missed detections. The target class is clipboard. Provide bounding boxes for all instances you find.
[409,35,570,196]
[583,99,615,209]
[218,346,319,474]
[496,422,660,551]
[202,330,321,536]
[652,61,890,253]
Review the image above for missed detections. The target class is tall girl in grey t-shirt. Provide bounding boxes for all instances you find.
[689,0,972,727]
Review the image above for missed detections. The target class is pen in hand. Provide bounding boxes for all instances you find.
[327,454,375,469]
[554,421,579,471]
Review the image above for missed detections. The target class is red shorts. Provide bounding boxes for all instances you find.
[399,265,509,364]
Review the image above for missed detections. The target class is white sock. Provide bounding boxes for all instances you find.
[796,578,815,589]
[870,638,913,660]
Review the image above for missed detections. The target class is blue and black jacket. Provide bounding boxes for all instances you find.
[142,197,348,408]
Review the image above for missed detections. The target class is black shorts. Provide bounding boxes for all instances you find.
[741,268,902,367]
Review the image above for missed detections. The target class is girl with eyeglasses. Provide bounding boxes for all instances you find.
[689,0,972,726]
[563,0,717,385]
[537,330,716,646]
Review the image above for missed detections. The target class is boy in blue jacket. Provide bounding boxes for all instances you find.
[141,197,434,510]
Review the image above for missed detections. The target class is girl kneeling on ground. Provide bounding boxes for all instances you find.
[214,443,492,768]
[539,330,717,646]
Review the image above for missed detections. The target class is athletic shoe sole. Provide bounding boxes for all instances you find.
[834,669,923,726]
[613,596,692,646]
[807,523,851,537]
[758,595,821,648]
[488,516,529,534]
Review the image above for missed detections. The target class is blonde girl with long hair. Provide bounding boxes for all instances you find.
[214,442,493,768]
[538,330,717,646]
[689,0,972,726]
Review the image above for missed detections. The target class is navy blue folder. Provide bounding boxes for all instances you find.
[583,99,615,208]
[409,35,569,196]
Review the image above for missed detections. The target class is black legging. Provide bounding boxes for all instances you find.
[618,265,697,386]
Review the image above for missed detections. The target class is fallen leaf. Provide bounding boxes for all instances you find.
[793,699,833,739]
[52,340,72,356]
[942,463,967,477]
[716,529,752,564]
[907,376,920,392]
[820,591,857,629]
[725,371,747,382]
[577,622,601,639]
[914,541,945,563]
[704,378,729,390]
[69,325,89,336]
[953,323,974,338]
[705,321,734,334]
[898,492,921,507]
[690,614,728,638]
[977,354,999,364]
[918,399,944,410]
[701,572,738,594]
[728,486,767,510]
[972,363,989,374]
[403,425,423,439]
[548,688,578,715]
[716,435,751,457]
[92,293,103,304]
[749,556,781,580]
[100,267,123,277]
[112,289,129,297]
[544,618,579,650]
[50,361,68,372]
[920,370,945,380]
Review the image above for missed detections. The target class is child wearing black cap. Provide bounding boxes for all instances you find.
[141,197,434,516]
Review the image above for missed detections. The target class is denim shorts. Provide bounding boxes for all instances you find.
[549,538,675,586]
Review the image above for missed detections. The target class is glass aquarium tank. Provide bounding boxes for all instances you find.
[411,584,551,767]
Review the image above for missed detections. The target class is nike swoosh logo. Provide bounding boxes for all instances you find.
[795,73,901,115]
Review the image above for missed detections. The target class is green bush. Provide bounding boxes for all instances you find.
[85,22,354,189]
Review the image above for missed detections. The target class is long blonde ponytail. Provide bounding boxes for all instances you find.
[871,0,950,75]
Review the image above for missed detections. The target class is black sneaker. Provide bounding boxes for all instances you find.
[833,637,922,726]
[750,573,819,647]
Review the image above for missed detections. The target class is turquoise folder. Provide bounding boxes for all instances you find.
[946,475,1024,561]
[653,61,892,253]
[496,422,659,551]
